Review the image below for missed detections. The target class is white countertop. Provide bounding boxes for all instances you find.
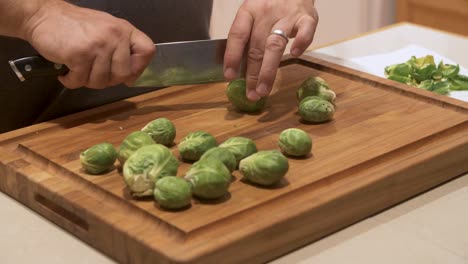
[1,23,467,264]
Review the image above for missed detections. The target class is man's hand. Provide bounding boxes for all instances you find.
[224,0,318,101]
[21,0,155,89]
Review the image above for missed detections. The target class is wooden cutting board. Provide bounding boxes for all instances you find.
[0,55,467,264]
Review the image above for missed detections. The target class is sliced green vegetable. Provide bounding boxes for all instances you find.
[384,54,466,96]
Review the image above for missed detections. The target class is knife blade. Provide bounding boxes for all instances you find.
[9,39,246,87]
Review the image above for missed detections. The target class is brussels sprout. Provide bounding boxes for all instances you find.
[80,142,117,174]
[141,118,176,146]
[278,128,312,157]
[226,79,267,113]
[185,159,231,199]
[239,150,289,186]
[436,61,460,78]
[408,55,436,83]
[123,144,179,197]
[118,131,155,165]
[154,177,192,210]
[299,96,335,123]
[219,136,257,164]
[200,147,237,172]
[178,131,217,161]
[296,76,335,103]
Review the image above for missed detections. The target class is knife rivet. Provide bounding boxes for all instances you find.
[54,64,63,70]
[24,64,32,72]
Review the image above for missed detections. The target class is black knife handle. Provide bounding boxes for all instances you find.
[9,56,69,81]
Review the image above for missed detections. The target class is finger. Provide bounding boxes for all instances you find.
[87,48,114,89]
[256,22,292,97]
[58,59,93,89]
[224,8,253,80]
[127,29,155,84]
[290,15,318,57]
[109,40,132,86]
[245,19,275,101]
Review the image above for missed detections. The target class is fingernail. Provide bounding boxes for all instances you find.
[247,89,260,101]
[256,83,269,96]
[224,68,236,80]
[292,48,300,57]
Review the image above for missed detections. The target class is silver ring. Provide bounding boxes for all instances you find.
[271,29,289,42]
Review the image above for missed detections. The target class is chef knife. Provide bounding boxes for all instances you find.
[9,39,245,87]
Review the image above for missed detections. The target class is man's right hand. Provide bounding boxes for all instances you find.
[21,0,155,89]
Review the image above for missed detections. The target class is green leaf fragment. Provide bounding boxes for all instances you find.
[450,74,468,91]
[436,61,460,78]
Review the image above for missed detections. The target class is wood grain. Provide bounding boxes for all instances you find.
[397,0,468,36]
[0,55,467,263]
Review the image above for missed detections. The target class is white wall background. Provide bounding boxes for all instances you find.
[210,0,396,50]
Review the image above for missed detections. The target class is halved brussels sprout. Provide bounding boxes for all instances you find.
[154,177,192,210]
[317,89,337,104]
[141,118,176,146]
[219,136,257,164]
[178,131,217,161]
[300,96,324,104]
[278,128,312,157]
[296,76,335,103]
[80,142,117,174]
[299,96,335,123]
[226,79,267,113]
[123,144,179,197]
[185,159,231,199]
[118,131,155,165]
[239,150,289,186]
[200,147,237,172]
